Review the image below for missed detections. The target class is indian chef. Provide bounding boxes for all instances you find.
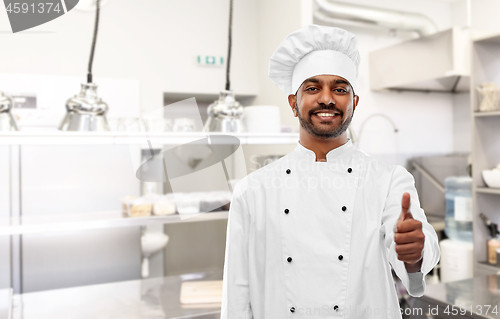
[220,24,440,319]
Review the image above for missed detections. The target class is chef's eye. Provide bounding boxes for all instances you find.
[305,87,318,91]
[335,88,347,93]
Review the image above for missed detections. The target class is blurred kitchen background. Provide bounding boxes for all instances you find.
[1,0,500,318]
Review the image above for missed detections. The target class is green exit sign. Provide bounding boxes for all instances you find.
[197,55,224,66]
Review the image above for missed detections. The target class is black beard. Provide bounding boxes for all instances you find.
[296,105,353,139]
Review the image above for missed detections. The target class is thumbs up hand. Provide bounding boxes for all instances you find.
[394,192,424,272]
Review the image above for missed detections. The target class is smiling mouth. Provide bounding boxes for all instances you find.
[314,112,339,117]
[312,111,341,121]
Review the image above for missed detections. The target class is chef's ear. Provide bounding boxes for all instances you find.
[353,95,359,112]
[288,94,298,117]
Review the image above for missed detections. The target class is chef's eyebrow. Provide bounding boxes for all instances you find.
[332,79,349,85]
[303,78,321,84]
[302,78,350,85]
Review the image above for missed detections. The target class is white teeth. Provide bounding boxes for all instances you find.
[315,112,336,117]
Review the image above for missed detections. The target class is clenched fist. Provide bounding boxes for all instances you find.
[394,192,424,273]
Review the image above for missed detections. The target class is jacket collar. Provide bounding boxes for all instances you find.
[293,137,355,162]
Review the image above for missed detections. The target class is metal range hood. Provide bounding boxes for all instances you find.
[369,27,470,93]
[313,1,470,93]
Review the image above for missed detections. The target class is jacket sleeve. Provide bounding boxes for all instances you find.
[220,181,253,319]
[381,165,441,298]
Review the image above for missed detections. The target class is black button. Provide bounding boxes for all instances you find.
[342,206,347,212]
[290,306,296,313]
[284,208,289,214]
[333,305,339,311]
[347,167,352,173]
[286,169,291,174]
[338,255,343,260]
[287,257,292,262]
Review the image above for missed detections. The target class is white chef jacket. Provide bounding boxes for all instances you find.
[221,138,440,319]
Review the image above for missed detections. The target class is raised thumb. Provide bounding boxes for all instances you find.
[401,192,411,221]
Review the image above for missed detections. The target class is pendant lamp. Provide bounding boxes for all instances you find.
[204,0,245,133]
[59,0,109,131]
[0,91,19,131]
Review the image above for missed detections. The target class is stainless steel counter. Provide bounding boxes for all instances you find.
[410,275,500,319]
[11,271,222,319]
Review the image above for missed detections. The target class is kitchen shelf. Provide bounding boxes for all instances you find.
[475,187,500,195]
[471,34,500,277]
[474,110,500,117]
[163,91,256,102]
[0,211,229,235]
[473,31,500,44]
[0,132,299,146]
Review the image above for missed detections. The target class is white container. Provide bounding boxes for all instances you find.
[439,239,473,283]
[174,192,201,214]
[444,176,473,242]
[153,196,176,215]
[244,106,281,133]
[482,169,500,188]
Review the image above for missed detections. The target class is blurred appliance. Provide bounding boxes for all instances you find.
[59,0,110,132]
[439,238,473,283]
[408,153,470,221]
[205,90,245,133]
[204,0,245,133]
[444,176,473,243]
[59,83,109,131]
[244,106,280,133]
[369,27,470,93]
[0,91,18,131]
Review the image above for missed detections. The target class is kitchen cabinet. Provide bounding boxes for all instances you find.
[470,32,500,277]
[0,131,298,312]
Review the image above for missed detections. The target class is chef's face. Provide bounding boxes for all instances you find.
[288,75,359,139]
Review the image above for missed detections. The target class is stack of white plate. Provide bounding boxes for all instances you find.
[244,106,281,133]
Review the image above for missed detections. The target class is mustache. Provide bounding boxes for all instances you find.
[309,104,343,116]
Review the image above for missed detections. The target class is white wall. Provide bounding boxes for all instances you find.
[0,0,259,115]
[252,0,304,126]
[470,0,500,38]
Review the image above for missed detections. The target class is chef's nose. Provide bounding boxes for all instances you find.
[317,88,335,106]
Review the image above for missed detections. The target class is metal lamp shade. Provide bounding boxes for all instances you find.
[0,91,19,131]
[59,83,110,132]
[204,90,245,133]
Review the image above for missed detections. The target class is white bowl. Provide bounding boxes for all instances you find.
[482,169,500,188]
[141,233,169,257]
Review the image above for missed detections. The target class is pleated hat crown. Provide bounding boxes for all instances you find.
[268,24,360,95]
